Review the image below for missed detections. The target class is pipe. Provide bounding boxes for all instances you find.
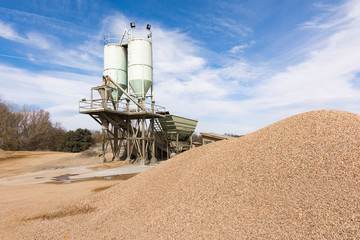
[106,76,145,111]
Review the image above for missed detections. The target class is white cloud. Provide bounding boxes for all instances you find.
[2,1,360,135]
[0,21,22,41]
[0,64,98,130]
[100,14,129,39]
[152,27,206,78]
[229,40,255,54]
[300,2,350,30]
[26,32,51,49]
[0,18,103,72]
[249,0,360,107]
[202,0,360,133]
[152,0,360,134]
[213,16,252,38]
[0,20,51,49]
[82,1,360,134]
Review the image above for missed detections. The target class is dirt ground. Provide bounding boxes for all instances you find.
[0,150,139,237]
[1,110,360,239]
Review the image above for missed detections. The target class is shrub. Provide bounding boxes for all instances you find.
[57,128,94,152]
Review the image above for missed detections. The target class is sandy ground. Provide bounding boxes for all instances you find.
[0,150,152,238]
[1,110,360,239]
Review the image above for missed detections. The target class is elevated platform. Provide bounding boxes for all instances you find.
[79,98,166,164]
[79,97,197,163]
[80,108,164,119]
[79,97,165,118]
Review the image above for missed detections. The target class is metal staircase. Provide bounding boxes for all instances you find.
[153,118,168,159]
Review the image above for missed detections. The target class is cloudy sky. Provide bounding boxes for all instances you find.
[1,0,360,134]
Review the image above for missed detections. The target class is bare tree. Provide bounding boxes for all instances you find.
[0,100,22,150]
[0,97,66,151]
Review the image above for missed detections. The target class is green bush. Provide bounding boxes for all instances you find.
[57,128,94,152]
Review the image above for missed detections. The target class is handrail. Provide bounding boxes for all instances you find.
[106,76,145,111]
[104,33,124,45]
[79,98,166,114]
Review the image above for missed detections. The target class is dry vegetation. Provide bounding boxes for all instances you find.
[0,98,65,151]
[0,98,99,152]
[2,110,360,239]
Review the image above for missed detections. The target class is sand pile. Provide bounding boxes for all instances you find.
[10,110,360,239]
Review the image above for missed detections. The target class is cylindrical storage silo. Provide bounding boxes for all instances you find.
[128,38,153,99]
[103,44,127,100]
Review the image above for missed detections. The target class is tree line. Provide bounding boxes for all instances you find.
[0,97,96,152]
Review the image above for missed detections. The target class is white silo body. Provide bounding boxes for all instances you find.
[103,44,127,100]
[128,38,153,99]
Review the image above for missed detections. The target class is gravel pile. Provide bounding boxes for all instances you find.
[12,110,360,239]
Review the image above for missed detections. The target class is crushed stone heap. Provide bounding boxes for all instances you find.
[17,110,360,239]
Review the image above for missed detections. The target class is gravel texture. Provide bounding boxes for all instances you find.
[8,110,360,239]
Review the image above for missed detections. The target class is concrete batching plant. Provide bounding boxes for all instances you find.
[79,23,198,164]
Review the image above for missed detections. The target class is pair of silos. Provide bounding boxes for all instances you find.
[103,35,153,101]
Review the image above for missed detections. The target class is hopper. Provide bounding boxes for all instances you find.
[158,113,198,141]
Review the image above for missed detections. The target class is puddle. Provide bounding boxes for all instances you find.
[48,174,79,184]
[47,173,138,184]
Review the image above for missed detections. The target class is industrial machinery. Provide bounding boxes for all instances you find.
[79,23,197,164]
[156,112,198,158]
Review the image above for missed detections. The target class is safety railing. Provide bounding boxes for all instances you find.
[79,98,166,114]
[104,33,126,45]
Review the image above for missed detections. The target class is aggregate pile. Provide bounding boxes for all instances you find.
[11,110,360,239]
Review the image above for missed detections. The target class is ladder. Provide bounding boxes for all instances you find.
[154,118,168,158]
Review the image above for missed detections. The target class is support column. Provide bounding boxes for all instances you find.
[166,136,169,160]
[113,125,118,161]
[139,117,146,165]
[102,128,106,163]
[176,133,179,153]
[150,117,157,164]
[125,117,131,164]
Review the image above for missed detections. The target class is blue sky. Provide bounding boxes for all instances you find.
[1,0,360,134]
